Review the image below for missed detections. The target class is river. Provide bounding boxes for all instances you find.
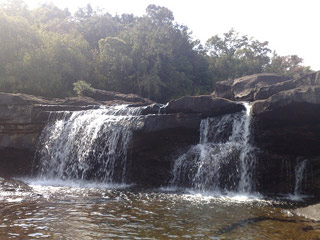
[0,179,319,239]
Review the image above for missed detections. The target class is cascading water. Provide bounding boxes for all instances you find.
[294,158,307,195]
[34,105,143,183]
[170,102,256,193]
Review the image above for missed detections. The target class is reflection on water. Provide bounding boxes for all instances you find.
[0,179,319,239]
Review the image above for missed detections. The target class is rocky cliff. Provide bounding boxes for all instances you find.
[1,71,320,196]
[213,71,320,194]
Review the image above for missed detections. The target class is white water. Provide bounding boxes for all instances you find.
[170,102,256,193]
[294,159,307,195]
[35,105,143,183]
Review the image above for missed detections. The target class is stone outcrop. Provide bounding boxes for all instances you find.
[252,75,320,157]
[213,71,320,196]
[164,95,244,118]
[213,73,291,101]
[212,71,320,157]
[83,88,153,106]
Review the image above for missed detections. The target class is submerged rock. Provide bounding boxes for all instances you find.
[294,204,320,221]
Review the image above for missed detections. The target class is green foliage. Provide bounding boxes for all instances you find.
[266,53,312,76]
[205,29,313,83]
[0,1,312,102]
[73,80,93,96]
[206,29,272,82]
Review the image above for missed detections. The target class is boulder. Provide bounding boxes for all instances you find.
[255,71,320,100]
[83,88,153,106]
[252,86,320,116]
[164,95,244,118]
[213,73,291,101]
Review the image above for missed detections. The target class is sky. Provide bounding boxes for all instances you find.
[18,0,320,70]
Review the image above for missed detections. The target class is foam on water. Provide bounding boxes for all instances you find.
[22,178,131,190]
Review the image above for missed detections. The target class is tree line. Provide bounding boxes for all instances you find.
[0,1,313,102]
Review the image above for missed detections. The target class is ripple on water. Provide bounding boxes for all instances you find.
[0,179,319,239]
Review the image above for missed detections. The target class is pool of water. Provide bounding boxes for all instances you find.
[0,179,319,239]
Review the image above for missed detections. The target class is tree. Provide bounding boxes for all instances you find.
[0,1,311,101]
[96,37,134,93]
[206,29,271,82]
[267,53,312,76]
[93,5,213,102]
[74,5,122,49]
[0,2,91,97]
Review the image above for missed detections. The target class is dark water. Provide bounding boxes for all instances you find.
[0,179,319,240]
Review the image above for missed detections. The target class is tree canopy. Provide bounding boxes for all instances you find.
[0,1,313,102]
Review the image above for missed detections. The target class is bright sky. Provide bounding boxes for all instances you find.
[21,0,320,70]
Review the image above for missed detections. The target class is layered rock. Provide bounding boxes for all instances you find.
[2,70,320,196]
[82,88,153,106]
[212,71,320,157]
[213,71,320,195]
[252,77,320,157]
[213,73,291,101]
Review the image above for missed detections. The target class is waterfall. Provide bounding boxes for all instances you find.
[294,158,307,195]
[170,102,256,193]
[34,105,143,183]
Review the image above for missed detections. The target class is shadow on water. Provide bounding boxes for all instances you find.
[216,216,320,236]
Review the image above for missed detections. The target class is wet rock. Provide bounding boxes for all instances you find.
[136,113,201,132]
[0,177,32,192]
[139,103,165,115]
[252,86,320,156]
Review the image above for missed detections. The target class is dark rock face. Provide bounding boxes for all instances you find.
[127,113,202,186]
[252,86,320,156]
[212,71,320,196]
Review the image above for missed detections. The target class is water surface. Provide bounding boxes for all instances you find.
[0,179,319,239]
